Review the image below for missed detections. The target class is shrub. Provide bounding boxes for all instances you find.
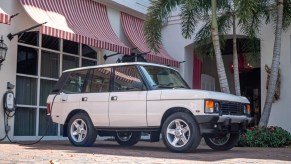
[239,126,291,147]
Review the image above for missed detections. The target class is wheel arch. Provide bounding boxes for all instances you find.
[160,107,197,131]
[62,109,90,137]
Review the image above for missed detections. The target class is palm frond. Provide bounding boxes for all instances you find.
[282,0,291,30]
[180,0,200,39]
[194,12,232,60]
[144,0,182,53]
[234,0,262,38]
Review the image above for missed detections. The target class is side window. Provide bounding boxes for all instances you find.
[85,68,112,93]
[62,70,88,93]
[113,66,145,92]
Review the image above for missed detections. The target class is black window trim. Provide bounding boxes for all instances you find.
[55,64,189,94]
[57,69,90,94]
[138,65,191,90]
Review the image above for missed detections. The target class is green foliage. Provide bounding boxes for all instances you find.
[239,126,291,147]
[194,13,232,60]
[144,0,183,53]
[282,0,291,31]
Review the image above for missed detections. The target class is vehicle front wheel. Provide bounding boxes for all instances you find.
[162,112,201,153]
[115,131,141,146]
[204,133,239,151]
[67,113,97,147]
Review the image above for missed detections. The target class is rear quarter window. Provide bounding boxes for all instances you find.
[62,70,88,93]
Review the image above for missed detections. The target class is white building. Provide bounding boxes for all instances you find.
[0,0,290,142]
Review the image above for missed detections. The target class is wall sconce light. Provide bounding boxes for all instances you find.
[0,36,8,70]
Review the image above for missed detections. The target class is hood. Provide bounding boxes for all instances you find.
[160,89,249,104]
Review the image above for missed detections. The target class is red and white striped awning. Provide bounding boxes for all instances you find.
[0,8,10,24]
[20,0,130,55]
[121,12,179,68]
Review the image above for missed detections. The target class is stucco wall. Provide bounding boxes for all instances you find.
[105,6,137,64]
[161,16,199,85]
[0,0,37,140]
[260,24,291,132]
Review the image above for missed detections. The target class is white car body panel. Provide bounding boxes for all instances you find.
[48,93,81,124]
[80,93,110,126]
[109,91,147,127]
[147,99,205,126]
[160,89,249,104]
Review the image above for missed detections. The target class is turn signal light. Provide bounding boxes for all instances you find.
[247,104,251,114]
[205,100,214,113]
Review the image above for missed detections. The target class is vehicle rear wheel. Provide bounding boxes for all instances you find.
[162,112,201,153]
[115,131,141,146]
[67,113,97,147]
[204,133,239,151]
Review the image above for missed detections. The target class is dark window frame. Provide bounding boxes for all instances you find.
[61,69,90,94]
[17,45,38,76]
[138,65,190,90]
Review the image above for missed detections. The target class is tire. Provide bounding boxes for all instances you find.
[204,133,239,151]
[67,113,97,147]
[162,112,201,153]
[115,131,141,146]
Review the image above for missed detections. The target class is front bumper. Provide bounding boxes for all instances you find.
[196,115,253,135]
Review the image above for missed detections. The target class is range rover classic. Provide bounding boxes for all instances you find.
[47,62,252,153]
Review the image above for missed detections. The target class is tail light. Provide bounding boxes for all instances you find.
[47,103,51,115]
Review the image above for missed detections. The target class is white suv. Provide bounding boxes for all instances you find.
[47,62,252,153]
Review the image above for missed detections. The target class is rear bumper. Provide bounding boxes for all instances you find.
[196,115,253,135]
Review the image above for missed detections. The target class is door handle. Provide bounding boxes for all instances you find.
[82,97,87,101]
[111,96,117,101]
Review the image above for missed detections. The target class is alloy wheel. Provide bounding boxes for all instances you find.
[166,119,190,148]
[70,119,88,142]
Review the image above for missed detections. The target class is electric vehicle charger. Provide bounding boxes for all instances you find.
[1,94,58,145]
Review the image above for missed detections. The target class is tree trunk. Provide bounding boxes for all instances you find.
[232,15,241,96]
[211,0,230,93]
[259,0,283,127]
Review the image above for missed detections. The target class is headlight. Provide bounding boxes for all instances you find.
[214,102,220,113]
[205,100,219,113]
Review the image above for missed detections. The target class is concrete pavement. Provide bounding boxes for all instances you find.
[0,140,290,163]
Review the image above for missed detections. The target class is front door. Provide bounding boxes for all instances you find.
[109,66,147,127]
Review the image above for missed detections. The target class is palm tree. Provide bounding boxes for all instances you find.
[259,0,290,126]
[195,1,243,96]
[210,0,230,93]
[195,0,263,96]
[144,0,230,93]
[236,0,291,126]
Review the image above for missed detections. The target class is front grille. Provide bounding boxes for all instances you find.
[220,101,245,116]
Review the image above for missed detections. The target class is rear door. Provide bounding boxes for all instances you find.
[51,70,88,124]
[79,67,112,126]
[109,65,147,127]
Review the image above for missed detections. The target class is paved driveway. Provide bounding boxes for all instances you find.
[0,140,290,163]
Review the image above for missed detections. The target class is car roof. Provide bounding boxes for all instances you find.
[63,62,177,73]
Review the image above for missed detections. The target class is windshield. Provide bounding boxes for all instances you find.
[140,65,190,89]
